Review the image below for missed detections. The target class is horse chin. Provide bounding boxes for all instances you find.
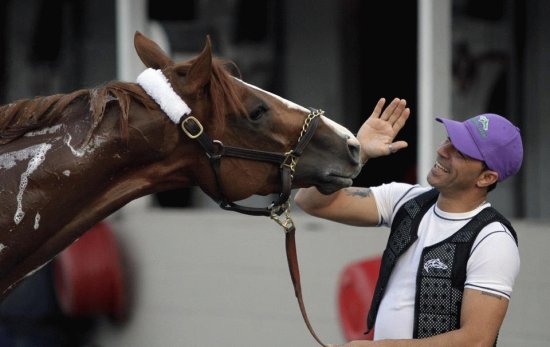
[315,175,354,195]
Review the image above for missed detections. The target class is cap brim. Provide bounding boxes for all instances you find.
[436,117,484,161]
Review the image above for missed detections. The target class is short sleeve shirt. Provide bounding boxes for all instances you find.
[370,183,520,340]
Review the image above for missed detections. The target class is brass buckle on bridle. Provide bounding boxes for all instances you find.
[181,116,204,139]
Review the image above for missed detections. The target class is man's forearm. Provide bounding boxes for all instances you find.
[294,187,341,216]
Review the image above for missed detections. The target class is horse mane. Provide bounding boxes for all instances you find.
[0,59,246,145]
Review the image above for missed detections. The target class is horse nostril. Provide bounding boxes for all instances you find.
[347,141,361,165]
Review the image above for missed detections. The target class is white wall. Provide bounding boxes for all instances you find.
[91,209,549,346]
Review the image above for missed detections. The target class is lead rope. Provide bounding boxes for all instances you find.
[271,204,328,347]
[270,111,328,347]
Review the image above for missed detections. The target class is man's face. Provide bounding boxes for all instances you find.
[427,138,486,192]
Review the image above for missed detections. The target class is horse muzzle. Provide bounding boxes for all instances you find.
[294,125,362,194]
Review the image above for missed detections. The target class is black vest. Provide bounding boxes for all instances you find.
[366,189,518,341]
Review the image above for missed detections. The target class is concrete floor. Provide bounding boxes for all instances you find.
[91,201,550,347]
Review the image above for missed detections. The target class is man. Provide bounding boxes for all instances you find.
[295,98,523,346]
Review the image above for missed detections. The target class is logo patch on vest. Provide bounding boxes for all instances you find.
[423,258,448,273]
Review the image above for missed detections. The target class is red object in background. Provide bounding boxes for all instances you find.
[54,221,127,321]
[337,256,382,341]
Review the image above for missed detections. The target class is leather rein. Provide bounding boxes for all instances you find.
[179,109,328,347]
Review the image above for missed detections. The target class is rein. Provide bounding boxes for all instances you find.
[137,69,328,346]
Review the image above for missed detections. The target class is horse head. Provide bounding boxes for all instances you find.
[134,32,362,204]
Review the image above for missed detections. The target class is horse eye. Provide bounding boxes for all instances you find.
[249,105,268,121]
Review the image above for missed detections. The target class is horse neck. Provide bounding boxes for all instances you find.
[82,96,205,198]
[120,101,204,190]
[0,94,202,231]
[0,88,213,298]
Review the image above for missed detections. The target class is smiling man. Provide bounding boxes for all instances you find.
[295,98,523,346]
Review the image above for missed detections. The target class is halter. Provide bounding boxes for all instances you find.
[136,67,321,218]
[180,108,321,219]
[137,68,328,346]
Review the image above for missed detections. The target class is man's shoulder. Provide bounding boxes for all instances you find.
[372,182,431,202]
[473,218,518,248]
[371,183,433,225]
[385,183,433,210]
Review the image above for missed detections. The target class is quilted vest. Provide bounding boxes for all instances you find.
[366,189,518,343]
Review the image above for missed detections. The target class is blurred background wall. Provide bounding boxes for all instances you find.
[1,0,547,218]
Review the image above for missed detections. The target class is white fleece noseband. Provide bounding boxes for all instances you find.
[136,68,191,124]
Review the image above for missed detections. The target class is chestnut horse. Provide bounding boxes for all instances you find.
[0,32,361,305]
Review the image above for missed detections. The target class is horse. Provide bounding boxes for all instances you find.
[0,32,361,305]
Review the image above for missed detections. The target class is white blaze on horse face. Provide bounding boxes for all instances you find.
[0,244,6,254]
[236,79,357,142]
[14,143,52,225]
[237,79,310,113]
[321,116,357,142]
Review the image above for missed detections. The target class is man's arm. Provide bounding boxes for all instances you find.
[295,97,410,226]
[294,186,380,226]
[331,288,509,347]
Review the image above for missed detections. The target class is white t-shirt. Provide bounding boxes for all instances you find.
[370,183,520,340]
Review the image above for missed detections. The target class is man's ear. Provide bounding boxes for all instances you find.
[477,169,499,189]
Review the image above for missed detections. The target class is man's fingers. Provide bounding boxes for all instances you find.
[369,98,386,119]
[387,99,407,125]
[390,140,409,154]
[380,97,400,121]
[392,107,410,132]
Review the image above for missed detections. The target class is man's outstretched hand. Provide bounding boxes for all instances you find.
[357,98,410,164]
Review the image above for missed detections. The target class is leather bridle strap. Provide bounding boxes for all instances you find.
[180,109,322,217]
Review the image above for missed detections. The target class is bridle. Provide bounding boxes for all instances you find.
[180,108,321,219]
[180,109,328,347]
[137,67,328,346]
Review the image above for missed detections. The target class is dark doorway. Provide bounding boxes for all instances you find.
[340,0,418,186]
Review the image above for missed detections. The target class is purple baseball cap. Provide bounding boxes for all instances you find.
[436,113,523,182]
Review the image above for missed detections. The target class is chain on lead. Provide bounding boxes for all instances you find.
[273,110,323,233]
[298,110,323,142]
[270,201,294,233]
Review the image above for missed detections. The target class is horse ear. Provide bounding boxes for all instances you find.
[177,36,213,94]
[134,31,173,69]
